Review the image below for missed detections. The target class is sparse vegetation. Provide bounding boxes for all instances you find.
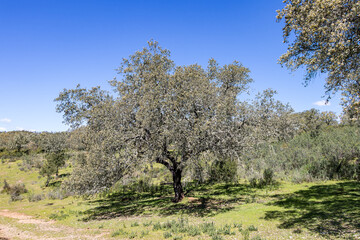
[0,159,359,239]
[1,179,28,202]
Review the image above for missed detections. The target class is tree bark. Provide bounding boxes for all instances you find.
[172,168,184,203]
[155,155,184,203]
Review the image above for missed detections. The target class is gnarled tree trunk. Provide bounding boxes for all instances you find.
[172,168,184,203]
[156,156,185,203]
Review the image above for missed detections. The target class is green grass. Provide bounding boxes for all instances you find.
[0,158,359,239]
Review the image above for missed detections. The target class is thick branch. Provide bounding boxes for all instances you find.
[155,157,173,171]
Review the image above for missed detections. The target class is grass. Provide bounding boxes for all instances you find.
[265,181,360,238]
[0,158,359,239]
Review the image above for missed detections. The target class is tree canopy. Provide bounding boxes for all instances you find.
[56,41,257,202]
[277,0,360,98]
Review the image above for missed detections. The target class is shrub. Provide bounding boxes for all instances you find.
[152,222,162,231]
[249,178,258,188]
[262,168,274,185]
[219,224,235,235]
[47,189,70,200]
[248,225,258,231]
[163,232,172,238]
[234,223,242,232]
[2,180,28,202]
[187,226,201,236]
[28,193,45,202]
[0,149,23,160]
[200,222,216,235]
[1,179,11,193]
[209,158,238,183]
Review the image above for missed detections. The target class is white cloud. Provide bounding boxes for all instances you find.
[0,127,6,131]
[0,118,11,123]
[313,100,331,106]
[16,127,24,131]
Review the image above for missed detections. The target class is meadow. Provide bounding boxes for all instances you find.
[0,159,359,240]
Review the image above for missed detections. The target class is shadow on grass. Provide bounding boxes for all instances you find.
[47,174,70,187]
[81,183,257,221]
[265,181,360,238]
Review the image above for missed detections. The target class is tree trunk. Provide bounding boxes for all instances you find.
[172,168,184,203]
[155,156,184,203]
[45,176,51,187]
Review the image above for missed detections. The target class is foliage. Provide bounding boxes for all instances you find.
[248,168,275,188]
[250,89,298,142]
[46,189,70,200]
[278,0,360,122]
[209,158,238,183]
[39,133,68,187]
[1,179,28,202]
[247,125,360,182]
[293,109,338,137]
[0,149,23,160]
[341,85,360,125]
[37,132,69,153]
[40,151,67,187]
[0,131,70,159]
[262,168,274,186]
[8,132,30,152]
[27,192,45,202]
[1,179,11,193]
[278,0,360,94]
[55,40,255,202]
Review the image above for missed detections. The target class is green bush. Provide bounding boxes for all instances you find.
[244,125,360,182]
[209,158,238,183]
[262,168,274,185]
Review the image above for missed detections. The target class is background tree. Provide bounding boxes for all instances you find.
[39,132,68,186]
[56,41,253,202]
[8,131,30,153]
[320,111,338,126]
[250,89,297,142]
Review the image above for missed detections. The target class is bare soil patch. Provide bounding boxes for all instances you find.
[0,210,107,240]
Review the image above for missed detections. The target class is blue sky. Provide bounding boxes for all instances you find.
[0,0,342,132]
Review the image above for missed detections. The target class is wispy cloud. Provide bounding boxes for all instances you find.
[0,127,6,131]
[0,118,11,123]
[313,100,330,106]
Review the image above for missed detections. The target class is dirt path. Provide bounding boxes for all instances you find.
[0,210,108,240]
